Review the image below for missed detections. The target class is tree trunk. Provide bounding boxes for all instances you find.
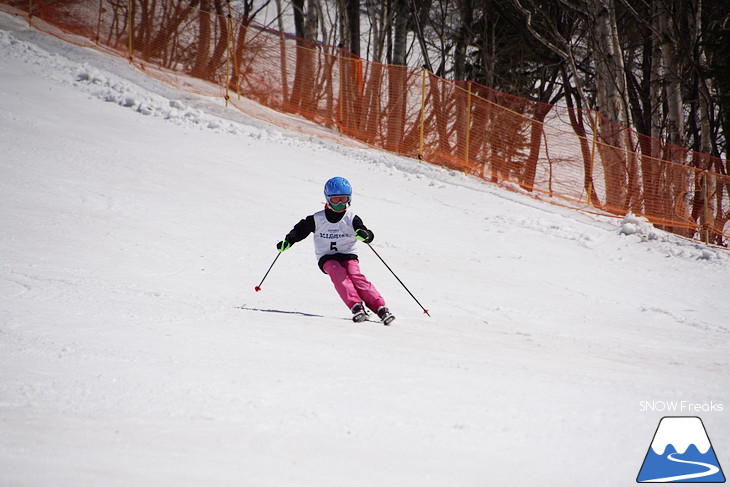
[386,0,408,152]
[289,0,319,115]
[559,51,600,206]
[590,0,630,213]
[520,103,551,191]
[274,0,289,103]
[204,1,229,80]
[657,0,684,149]
[191,0,212,79]
[344,0,360,58]
[453,0,472,82]
[693,0,713,160]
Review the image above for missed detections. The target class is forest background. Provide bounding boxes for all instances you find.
[238,0,730,165]
[6,0,730,243]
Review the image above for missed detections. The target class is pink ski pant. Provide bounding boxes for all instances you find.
[323,259,385,312]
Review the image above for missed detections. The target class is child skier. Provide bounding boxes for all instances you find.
[276,177,395,325]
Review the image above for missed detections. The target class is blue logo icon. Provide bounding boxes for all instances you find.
[637,416,725,483]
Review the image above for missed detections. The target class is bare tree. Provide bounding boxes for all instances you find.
[338,0,361,57]
[386,0,409,151]
[289,0,320,114]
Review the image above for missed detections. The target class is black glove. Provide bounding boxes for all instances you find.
[355,228,374,244]
[277,240,292,252]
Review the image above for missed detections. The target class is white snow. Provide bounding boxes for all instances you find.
[1,10,729,487]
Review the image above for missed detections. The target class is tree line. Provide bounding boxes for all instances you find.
[21,0,729,241]
[242,0,729,174]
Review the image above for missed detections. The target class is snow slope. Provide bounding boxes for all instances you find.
[1,11,728,487]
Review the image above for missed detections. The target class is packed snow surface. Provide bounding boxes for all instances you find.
[1,11,728,487]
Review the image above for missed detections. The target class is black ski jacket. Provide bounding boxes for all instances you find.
[284,207,373,272]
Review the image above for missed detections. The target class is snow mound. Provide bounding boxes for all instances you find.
[618,213,661,240]
[618,213,724,261]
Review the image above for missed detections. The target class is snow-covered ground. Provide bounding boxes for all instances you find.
[1,11,728,487]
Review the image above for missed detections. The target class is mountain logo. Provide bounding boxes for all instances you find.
[637,416,725,483]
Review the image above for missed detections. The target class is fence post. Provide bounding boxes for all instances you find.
[465,81,472,170]
[28,0,32,27]
[419,68,426,161]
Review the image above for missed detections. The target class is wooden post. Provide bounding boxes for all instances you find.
[28,0,33,27]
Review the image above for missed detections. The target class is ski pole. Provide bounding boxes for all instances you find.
[366,243,430,316]
[254,252,281,292]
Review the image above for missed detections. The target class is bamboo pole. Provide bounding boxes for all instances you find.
[337,48,343,137]
[418,68,426,161]
[465,81,472,169]
[225,1,233,107]
[703,171,709,244]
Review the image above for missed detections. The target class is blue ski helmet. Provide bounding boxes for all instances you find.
[324,177,352,212]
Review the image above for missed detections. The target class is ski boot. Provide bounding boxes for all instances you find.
[351,303,368,323]
[377,306,395,326]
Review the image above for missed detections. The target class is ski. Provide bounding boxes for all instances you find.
[353,310,395,326]
[238,306,394,325]
[381,314,396,326]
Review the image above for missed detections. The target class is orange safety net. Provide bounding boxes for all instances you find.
[3,0,729,245]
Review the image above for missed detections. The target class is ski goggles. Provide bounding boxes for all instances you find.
[328,195,350,204]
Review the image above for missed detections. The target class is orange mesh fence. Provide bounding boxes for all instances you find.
[3,0,729,245]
